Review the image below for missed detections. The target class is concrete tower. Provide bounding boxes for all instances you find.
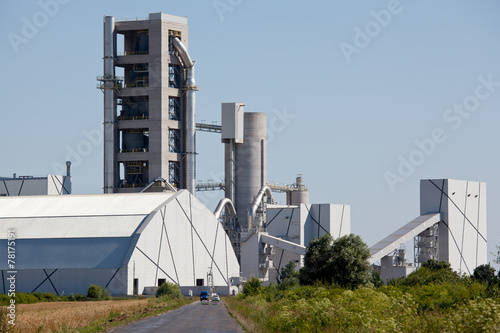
[419,179,487,274]
[99,13,198,194]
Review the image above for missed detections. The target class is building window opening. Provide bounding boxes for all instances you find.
[118,96,149,120]
[169,97,181,121]
[169,161,180,188]
[169,129,181,153]
[169,65,181,88]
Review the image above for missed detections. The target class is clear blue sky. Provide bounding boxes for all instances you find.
[1,1,499,265]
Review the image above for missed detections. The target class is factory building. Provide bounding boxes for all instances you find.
[0,191,240,296]
[0,162,71,196]
[266,201,350,275]
[0,11,489,296]
[98,13,198,194]
[371,179,487,282]
[217,103,351,282]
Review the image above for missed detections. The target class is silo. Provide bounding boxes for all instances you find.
[234,112,267,230]
[286,175,309,205]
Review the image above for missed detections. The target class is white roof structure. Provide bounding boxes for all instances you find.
[0,191,240,295]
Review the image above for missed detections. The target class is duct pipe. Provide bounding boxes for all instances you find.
[247,185,273,228]
[171,37,196,195]
[103,16,116,193]
[213,198,237,220]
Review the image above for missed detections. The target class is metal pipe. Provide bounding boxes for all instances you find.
[103,16,116,194]
[247,185,273,227]
[171,37,196,196]
[213,198,237,220]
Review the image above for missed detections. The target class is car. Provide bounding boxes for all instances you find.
[212,294,220,304]
[200,290,209,302]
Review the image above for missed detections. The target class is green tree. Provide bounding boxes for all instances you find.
[86,284,110,300]
[299,233,334,285]
[299,233,371,289]
[473,264,497,285]
[156,281,182,299]
[370,270,383,288]
[277,261,300,290]
[402,259,462,286]
[242,277,263,296]
[329,234,371,289]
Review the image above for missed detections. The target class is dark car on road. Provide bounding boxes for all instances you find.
[200,290,209,302]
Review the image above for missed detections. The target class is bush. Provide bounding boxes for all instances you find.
[41,292,57,302]
[16,293,39,304]
[473,264,497,285]
[156,282,182,299]
[400,261,463,287]
[86,284,110,300]
[242,277,262,297]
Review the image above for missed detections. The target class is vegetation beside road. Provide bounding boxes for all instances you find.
[224,234,500,332]
[0,283,194,333]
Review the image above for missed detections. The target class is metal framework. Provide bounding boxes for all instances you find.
[168,129,181,153]
[169,97,181,121]
[195,123,222,133]
[414,222,439,266]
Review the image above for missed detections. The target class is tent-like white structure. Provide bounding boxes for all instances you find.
[0,190,240,295]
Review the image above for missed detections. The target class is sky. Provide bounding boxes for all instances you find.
[1,0,499,266]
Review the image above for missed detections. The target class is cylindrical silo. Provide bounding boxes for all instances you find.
[286,174,309,205]
[234,112,267,230]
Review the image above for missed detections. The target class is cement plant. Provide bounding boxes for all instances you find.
[0,12,488,298]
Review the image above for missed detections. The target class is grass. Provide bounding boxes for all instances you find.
[223,285,500,333]
[2,296,195,333]
[223,297,266,333]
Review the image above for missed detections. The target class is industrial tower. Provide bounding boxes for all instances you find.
[98,13,198,194]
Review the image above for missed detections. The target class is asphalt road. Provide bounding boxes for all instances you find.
[110,299,244,333]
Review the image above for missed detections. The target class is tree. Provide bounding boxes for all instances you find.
[299,233,371,289]
[402,259,462,286]
[299,233,334,285]
[277,261,299,290]
[370,270,383,288]
[242,277,262,297]
[422,259,452,271]
[473,264,497,285]
[329,234,371,289]
[156,282,182,298]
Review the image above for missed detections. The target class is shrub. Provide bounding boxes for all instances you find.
[473,264,497,285]
[16,293,39,304]
[401,262,463,286]
[86,284,110,300]
[370,270,383,288]
[242,277,262,297]
[41,292,57,302]
[155,282,181,299]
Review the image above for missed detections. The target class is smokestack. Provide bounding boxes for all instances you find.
[66,161,71,177]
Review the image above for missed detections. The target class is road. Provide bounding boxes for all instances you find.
[110,299,244,333]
